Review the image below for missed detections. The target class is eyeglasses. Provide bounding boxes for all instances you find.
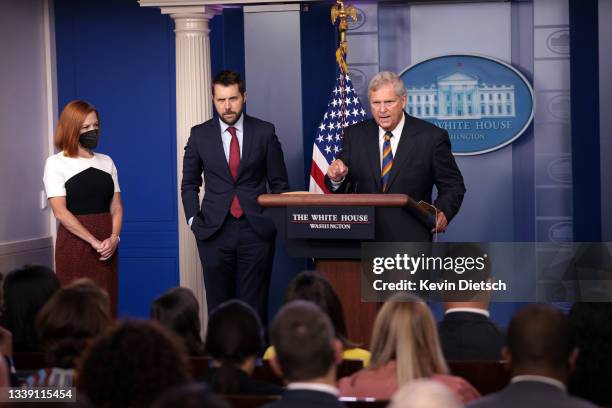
[370,99,400,110]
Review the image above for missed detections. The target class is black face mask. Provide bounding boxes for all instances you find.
[79,129,99,149]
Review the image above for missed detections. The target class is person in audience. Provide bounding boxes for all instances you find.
[389,379,463,408]
[77,320,191,408]
[438,299,504,361]
[0,351,9,388]
[266,300,344,408]
[437,244,504,361]
[0,271,19,386]
[24,278,112,387]
[338,293,479,403]
[0,325,18,387]
[151,287,205,356]
[567,303,612,407]
[467,304,597,408]
[152,383,230,408]
[264,270,370,366]
[44,99,123,316]
[205,300,282,395]
[0,265,59,352]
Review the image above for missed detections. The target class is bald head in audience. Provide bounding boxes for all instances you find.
[504,304,577,382]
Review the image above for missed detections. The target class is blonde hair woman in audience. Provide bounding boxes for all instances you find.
[338,293,479,403]
[390,379,463,408]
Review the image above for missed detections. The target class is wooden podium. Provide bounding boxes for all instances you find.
[258,193,409,346]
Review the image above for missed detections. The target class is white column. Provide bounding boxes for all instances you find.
[161,5,221,336]
[44,0,59,256]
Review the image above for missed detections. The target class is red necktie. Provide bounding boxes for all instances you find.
[227,126,243,218]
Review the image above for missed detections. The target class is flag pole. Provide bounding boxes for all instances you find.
[308,1,366,194]
[331,0,357,74]
[331,0,358,128]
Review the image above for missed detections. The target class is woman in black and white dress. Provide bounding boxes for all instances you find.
[43,100,122,315]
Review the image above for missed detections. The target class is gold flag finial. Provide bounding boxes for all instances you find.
[331,0,358,74]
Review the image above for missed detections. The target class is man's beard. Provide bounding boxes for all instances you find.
[219,109,243,126]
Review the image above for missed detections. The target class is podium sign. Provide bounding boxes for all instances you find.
[259,193,410,345]
[287,206,375,240]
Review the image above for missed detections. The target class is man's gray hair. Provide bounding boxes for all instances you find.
[368,71,407,98]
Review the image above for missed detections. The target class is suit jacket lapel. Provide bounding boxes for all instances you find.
[386,113,416,190]
[366,121,382,188]
[237,113,253,180]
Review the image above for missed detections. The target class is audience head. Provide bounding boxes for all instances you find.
[2,265,60,352]
[286,270,355,348]
[441,243,492,307]
[152,287,205,356]
[35,278,112,368]
[205,300,263,393]
[77,320,190,408]
[152,383,230,408]
[270,300,341,383]
[370,294,448,386]
[567,303,612,405]
[505,304,576,380]
[389,379,462,408]
[205,299,263,364]
[55,100,99,157]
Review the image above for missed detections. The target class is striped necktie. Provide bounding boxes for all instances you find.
[381,131,393,192]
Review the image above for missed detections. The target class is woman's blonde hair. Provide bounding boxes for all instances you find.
[369,293,448,386]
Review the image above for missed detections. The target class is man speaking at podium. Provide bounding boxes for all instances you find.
[325,71,465,241]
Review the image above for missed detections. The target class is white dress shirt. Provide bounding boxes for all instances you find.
[219,113,244,161]
[511,375,567,392]
[445,307,490,318]
[287,382,339,396]
[377,113,405,170]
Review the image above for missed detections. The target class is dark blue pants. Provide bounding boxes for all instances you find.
[196,216,274,324]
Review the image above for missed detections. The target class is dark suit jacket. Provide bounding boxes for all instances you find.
[438,311,505,361]
[467,380,598,408]
[262,389,345,408]
[206,367,283,395]
[325,113,465,241]
[181,114,289,241]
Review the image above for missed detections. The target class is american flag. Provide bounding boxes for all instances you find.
[309,72,367,193]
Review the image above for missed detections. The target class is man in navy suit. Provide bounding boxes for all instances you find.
[438,300,505,361]
[181,70,290,322]
[468,305,597,408]
[325,71,465,241]
[266,301,345,408]
[438,244,505,361]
